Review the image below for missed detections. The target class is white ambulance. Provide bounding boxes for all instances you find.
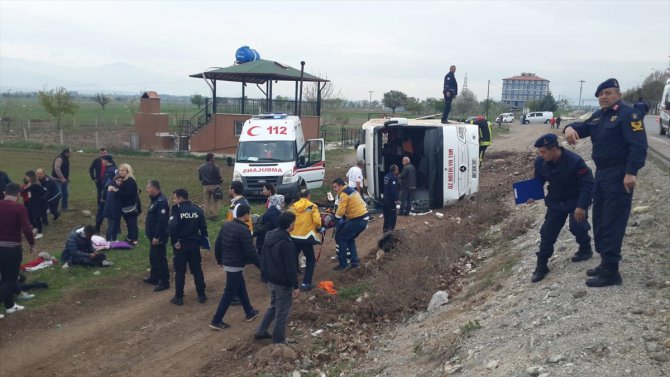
[232,114,325,198]
[357,117,479,208]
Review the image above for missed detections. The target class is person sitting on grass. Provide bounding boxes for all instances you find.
[60,225,113,268]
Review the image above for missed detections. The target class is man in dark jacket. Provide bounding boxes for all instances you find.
[94,156,117,233]
[633,97,650,116]
[0,170,10,200]
[441,65,458,124]
[36,168,60,223]
[529,134,594,283]
[144,180,170,291]
[398,156,416,215]
[210,204,261,330]
[382,164,400,232]
[474,116,492,166]
[89,148,114,205]
[60,225,111,268]
[198,153,223,220]
[255,212,299,344]
[168,188,208,305]
[51,147,71,211]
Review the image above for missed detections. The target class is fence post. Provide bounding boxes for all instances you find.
[23,128,28,141]
[114,117,117,127]
[60,129,64,145]
[95,131,100,148]
[95,116,98,127]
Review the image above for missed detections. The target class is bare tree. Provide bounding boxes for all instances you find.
[94,93,112,110]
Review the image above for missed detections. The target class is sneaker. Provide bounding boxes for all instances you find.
[198,295,208,304]
[101,260,114,267]
[299,283,313,292]
[17,292,35,300]
[209,321,230,330]
[153,285,170,292]
[170,297,184,306]
[34,233,43,240]
[6,303,25,314]
[330,255,339,261]
[0,313,4,319]
[245,309,260,322]
[62,262,70,269]
[333,265,349,271]
[254,332,272,340]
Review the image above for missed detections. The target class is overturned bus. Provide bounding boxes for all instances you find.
[356,117,479,208]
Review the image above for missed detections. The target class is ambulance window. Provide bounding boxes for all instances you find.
[234,121,244,136]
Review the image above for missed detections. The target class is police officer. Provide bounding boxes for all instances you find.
[441,65,458,124]
[144,180,170,292]
[529,134,594,283]
[168,188,209,305]
[633,97,650,117]
[382,164,399,232]
[565,78,648,287]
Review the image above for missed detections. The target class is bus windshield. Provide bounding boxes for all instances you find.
[236,141,296,163]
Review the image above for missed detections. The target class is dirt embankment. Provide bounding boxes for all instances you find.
[358,126,670,376]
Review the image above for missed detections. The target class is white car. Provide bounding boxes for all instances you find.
[522,111,553,124]
[496,113,514,123]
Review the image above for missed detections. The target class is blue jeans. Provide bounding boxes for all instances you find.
[212,270,254,323]
[106,217,121,241]
[335,218,368,268]
[256,282,293,344]
[294,243,315,286]
[59,181,69,210]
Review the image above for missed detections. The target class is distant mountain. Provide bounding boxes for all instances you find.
[0,56,207,96]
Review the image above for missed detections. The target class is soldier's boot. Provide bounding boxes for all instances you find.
[585,263,622,287]
[586,264,604,277]
[571,245,593,263]
[531,258,549,283]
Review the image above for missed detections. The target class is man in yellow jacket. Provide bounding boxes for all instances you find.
[288,189,322,291]
[332,178,369,271]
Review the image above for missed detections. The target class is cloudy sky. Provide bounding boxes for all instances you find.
[1,0,668,104]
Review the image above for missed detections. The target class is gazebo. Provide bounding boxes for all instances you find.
[180,60,329,154]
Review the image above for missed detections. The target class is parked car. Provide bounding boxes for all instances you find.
[659,78,670,136]
[522,111,553,124]
[496,113,514,123]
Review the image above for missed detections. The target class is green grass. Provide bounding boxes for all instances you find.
[1,147,350,306]
[338,283,369,299]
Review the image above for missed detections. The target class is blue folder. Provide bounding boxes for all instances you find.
[513,178,545,205]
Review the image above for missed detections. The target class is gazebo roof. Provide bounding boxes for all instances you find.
[189,59,328,84]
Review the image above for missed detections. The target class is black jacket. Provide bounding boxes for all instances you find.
[89,157,116,183]
[117,177,139,209]
[534,148,594,211]
[443,71,458,96]
[261,228,298,289]
[145,192,169,243]
[39,176,61,203]
[169,200,208,246]
[214,218,260,268]
[198,162,222,185]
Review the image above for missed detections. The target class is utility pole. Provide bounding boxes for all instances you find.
[578,80,585,109]
[368,91,374,108]
[486,80,490,119]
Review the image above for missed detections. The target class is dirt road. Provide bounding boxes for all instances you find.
[0,122,562,377]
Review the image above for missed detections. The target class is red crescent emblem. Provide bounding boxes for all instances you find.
[247,126,260,136]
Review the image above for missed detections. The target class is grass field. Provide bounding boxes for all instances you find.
[0,146,353,306]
